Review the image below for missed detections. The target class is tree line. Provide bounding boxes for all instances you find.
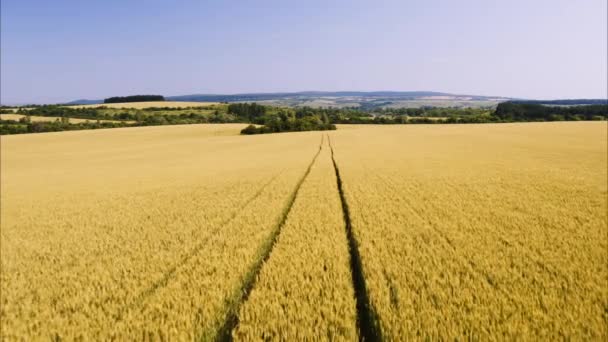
[0,117,131,135]
[510,99,607,106]
[104,95,165,103]
[240,111,335,134]
[494,102,607,121]
[1,101,605,135]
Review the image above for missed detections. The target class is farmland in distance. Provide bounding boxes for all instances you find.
[68,101,221,109]
[1,122,606,340]
[0,113,130,124]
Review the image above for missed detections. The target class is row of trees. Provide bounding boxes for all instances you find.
[227,103,267,122]
[0,114,236,135]
[494,102,607,121]
[0,118,131,135]
[16,105,232,123]
[104,95,165,103]
[241,114,335,134]
[20,102,608,124]
[286,103,606,125]
[510,99,607,105]
[235,104,337,134]
[2,101,606,135]
[345,114,499,125]
[381,106,492,117]
[18,106,105,120]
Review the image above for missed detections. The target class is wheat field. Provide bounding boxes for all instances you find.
[1,122,606,340]
[330,122,608,340]
[234,138,358,341]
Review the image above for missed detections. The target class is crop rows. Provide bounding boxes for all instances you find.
[233,139,358,340]
[329,123,607,339]
[0,127,322,339]
[1,180,271,339]
[1,122,606,340]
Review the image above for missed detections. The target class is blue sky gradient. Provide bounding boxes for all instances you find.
[1,0,606,104]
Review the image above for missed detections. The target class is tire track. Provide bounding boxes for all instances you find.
[328,135,382,342]
[216,135,325,342]
[114,171,284,322]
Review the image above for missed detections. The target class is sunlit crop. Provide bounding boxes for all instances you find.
[0,125,321,339]
[1,122,605,340]
[233,141,358,341]
[329,122,608,340]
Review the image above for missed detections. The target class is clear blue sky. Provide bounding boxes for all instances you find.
[1,0,606,104]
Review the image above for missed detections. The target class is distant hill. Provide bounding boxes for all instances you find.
[45,92,608,109]
[64,99,103,105]
[165,91,512,109]
[167,91,467,102]
[66,91,513,109]
[509,99,608,105]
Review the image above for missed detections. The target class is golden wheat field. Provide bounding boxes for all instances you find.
[1,122,606,340]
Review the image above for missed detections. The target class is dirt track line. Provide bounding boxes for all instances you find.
[113,171,284,322]
[328,135,382,342]
[215,135,325,342]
